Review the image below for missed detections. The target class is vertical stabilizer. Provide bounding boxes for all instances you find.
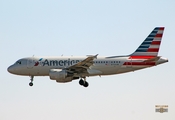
[131,27,164,57]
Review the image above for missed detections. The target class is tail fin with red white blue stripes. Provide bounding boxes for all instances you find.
[131,27,164,58]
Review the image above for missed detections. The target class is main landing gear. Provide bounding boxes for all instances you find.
[79,78,89,87]
[29,76,34,86]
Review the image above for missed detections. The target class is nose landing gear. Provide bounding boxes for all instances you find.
[29,76,34,86]
[79,78,89,87]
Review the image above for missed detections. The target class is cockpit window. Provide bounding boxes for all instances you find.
[16,61,21,64]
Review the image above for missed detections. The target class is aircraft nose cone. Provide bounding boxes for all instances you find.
[7,65,15,73]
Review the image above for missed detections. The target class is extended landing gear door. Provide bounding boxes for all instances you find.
[27,58,33,69]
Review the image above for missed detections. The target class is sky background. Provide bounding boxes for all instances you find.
[1,0,175,120]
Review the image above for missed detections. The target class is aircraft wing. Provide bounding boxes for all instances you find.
[66,54,98,74]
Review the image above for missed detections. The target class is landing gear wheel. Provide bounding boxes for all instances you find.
[83,81,89,87]
[79,77,89,87]
[29,82,33,86]
[79,79,84,86]
[29,76,34,87]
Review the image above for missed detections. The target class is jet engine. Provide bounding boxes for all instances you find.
[49,69,73,83]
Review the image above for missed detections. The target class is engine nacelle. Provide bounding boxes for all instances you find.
[49,69,72,83]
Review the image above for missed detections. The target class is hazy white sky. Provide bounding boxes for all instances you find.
[1,0,175,120]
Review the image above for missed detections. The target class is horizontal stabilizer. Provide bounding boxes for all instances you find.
[143,56,160,62]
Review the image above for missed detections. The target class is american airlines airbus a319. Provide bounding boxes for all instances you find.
[8,27,168,87]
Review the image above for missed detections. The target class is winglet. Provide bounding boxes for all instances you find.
[94,54,98,59]
[87,54,98,59]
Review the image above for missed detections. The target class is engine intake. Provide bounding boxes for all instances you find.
[49,69,72,83]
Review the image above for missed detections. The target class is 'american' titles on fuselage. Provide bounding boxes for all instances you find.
[42,59,121,66]
[43,59,80,66]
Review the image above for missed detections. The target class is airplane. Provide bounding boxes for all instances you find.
[7,27,168,87]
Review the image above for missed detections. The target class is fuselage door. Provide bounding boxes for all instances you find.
[127,58,132,68]
[27,58,33,69]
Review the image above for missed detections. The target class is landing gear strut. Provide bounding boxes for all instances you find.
[29,76,34,86]
[79,78,89,87]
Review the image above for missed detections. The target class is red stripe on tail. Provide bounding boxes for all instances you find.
[151,41,161,45]
[147,48,159,52]
[129,56,155,59]
[123,62,156,66]
[159,27,164,30]
[155,34,163,37]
